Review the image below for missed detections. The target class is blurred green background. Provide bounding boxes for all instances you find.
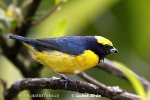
[0,0,150,100]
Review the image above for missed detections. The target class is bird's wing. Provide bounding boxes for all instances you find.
[30,36,87,55]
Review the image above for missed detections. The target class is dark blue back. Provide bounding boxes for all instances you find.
[30,36,95,55]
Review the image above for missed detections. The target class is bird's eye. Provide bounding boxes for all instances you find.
[103,45,111,54]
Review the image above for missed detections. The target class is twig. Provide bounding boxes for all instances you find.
[4,77,140,100]
[32,1,62,25]
[97,59,150,89]
[0,36,30,77]
[78,72,140,100]
[78,72,106,88]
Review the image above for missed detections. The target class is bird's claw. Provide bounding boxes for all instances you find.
[57,73,71,89]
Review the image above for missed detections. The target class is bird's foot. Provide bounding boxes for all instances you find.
[57,73,71,89]
[57,73,70,80]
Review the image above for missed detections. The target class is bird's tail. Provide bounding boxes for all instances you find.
[9,34,38,53]
[9,34,30,43]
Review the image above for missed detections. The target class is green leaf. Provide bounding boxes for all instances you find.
[0,23,4,35]
[0,55,23,88]
[55,0,61,5]
[113,61,147,100]
[0,0,6,8]
[53,19,68,36]
[147,87,150,100]
[29,0,119,38]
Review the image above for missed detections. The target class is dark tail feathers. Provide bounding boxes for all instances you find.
[9,34,30,43]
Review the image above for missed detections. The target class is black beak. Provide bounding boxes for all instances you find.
[109,47,118,53]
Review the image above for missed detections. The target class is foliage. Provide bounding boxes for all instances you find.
[0,0,150,100]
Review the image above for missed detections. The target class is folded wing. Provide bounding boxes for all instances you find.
[31,36,88,55]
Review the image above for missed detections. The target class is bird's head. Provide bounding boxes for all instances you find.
[94,36,118,59]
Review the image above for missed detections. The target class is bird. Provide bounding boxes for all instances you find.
[9,34,118,74]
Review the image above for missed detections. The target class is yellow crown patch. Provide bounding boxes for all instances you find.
[95,36,113,46]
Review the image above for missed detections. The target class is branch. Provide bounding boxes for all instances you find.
[13,0,42,55]
[0,0,42,77]
[97,59,150,89]
[78,72,106,88]
[4,77,140,100]
[78,72,140,100]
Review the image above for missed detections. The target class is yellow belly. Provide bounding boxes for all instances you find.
[31,49,99,74]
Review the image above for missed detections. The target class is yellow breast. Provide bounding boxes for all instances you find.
[30,48,99,74]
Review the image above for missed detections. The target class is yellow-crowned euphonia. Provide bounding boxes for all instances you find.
[9,35,118,74]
